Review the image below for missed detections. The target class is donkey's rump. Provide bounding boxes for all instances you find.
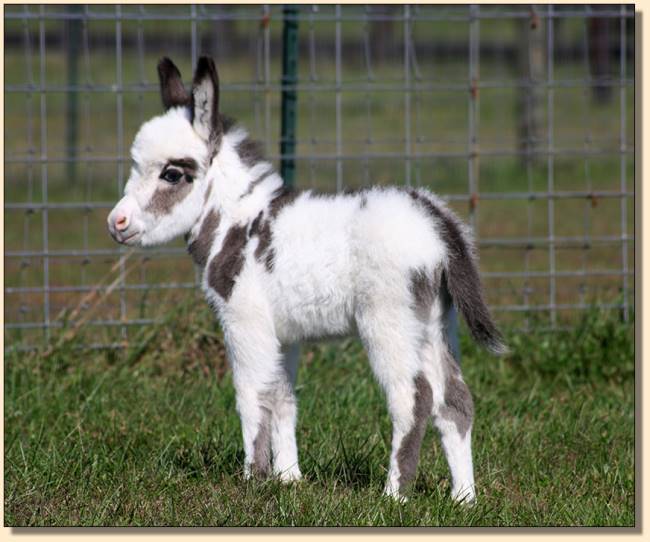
[352,187,448,278]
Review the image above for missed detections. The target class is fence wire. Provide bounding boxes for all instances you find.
[4,4,635,351]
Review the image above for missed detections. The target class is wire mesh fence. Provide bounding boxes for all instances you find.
[4,4,635,352]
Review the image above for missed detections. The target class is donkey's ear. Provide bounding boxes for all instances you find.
[191,56,222,142]
[157,57,191,110]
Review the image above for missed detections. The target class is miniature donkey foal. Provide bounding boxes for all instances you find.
[108,57,506,504]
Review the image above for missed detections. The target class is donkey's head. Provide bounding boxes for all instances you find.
[108,57,223,247]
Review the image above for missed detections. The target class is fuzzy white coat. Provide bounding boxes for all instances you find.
[108,57,506,503]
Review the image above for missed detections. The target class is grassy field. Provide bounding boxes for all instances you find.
[3,9,637,528]
[4,299,635,527]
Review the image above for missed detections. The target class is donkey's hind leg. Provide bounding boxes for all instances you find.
[421,335,476,504]
[356,306,433,499]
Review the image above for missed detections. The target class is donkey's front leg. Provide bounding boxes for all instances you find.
[225,324,284,479]
[234,379,274,479]
[271,343,302,482]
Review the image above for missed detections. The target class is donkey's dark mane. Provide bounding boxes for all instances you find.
[218,113,271,173]
[220,114,237,133]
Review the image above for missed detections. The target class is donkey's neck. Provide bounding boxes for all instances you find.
[186,124,285,267]
[209,126,284,221]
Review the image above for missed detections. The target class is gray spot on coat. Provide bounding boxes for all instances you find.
[240,169,273,199]
[249,211,274,272]
[208,224,248,300]
[264,247,276,272]
[409,268,437,323]
[269,187,299,219]
[236,137,266,169]
[440,352,473,437]
[245,187,299,272]
[397,372,433,492]
[251,405,272,478]
[145,179,193,217]
[203,180,213,204]
[188,208,220,267]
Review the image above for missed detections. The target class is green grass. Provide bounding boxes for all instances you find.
[4,301,635,526]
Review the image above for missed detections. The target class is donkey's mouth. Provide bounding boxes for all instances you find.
[112,230,142,246]
[120,231,141,245]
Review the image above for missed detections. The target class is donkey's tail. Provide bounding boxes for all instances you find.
[410,190,508,355]
[442,267,508,356]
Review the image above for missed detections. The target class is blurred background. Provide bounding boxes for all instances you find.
[4,4,635,352]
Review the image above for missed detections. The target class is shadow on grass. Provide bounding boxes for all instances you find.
[302,433,384,490]
[170,441,245,480]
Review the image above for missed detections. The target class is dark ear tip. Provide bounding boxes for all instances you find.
[194,56,217,78]
[158,57,180,78]
[197,56,214,67]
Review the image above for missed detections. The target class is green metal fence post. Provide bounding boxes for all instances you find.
[65,4,83,184]
[280,5,299,188]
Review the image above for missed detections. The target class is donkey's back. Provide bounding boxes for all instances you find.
[255,187,447,343]
[262,186,494,348]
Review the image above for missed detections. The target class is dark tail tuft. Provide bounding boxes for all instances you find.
[409,190,508,355]
[443,269,508,355]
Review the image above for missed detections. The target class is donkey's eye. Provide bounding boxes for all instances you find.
[160,168,183,184]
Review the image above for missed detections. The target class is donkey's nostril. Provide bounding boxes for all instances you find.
[115,214,129,231]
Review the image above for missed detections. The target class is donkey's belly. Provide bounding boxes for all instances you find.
[270,266,356,344]
[264,192,361,344]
